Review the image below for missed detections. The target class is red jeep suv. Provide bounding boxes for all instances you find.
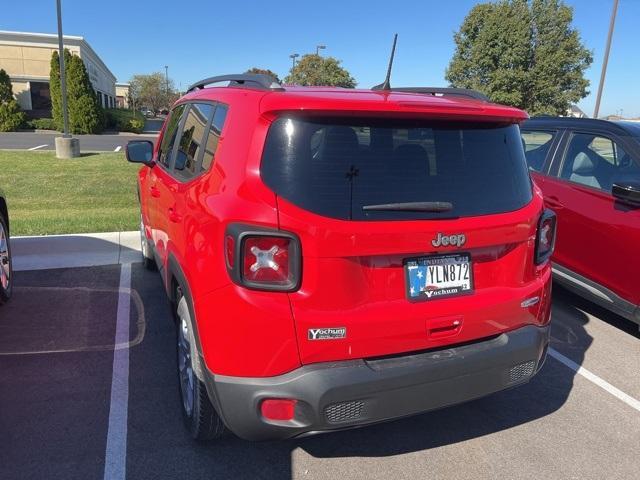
[126,74,555,441]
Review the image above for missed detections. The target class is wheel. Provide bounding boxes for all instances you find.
[139,213,156,270]
[0,213,12,304]
[176,295,226,441]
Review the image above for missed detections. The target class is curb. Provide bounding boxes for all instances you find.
[11,231,140,271]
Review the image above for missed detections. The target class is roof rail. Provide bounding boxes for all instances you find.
[387,87,489,102]
[186,74,284,93]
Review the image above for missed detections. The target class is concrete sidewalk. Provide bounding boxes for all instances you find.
[11,232,140,271]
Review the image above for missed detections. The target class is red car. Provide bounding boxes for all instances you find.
[126,74,555,441]
[521,118,640,327]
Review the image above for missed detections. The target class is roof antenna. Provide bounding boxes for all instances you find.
[372,34,398,91]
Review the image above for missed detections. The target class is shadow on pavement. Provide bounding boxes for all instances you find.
[553,284,639,339]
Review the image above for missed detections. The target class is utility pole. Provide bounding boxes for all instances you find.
[289,53,299,69]
[56,0,69,138]
[164,65,169,94]
[593,0,619,119]
[316,45,326,56]
[54,0,79,158]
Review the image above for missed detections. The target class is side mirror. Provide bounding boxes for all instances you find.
[125,140,155,167]
[612,181,640,206]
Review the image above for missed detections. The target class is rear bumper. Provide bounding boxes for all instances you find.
[204,324,549,441]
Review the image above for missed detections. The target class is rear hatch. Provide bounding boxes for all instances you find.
[260,115,545,364]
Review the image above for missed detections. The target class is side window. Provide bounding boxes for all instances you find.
[521,130,556,172]
[173,103,214,179]
[158,104,186,168]
[201,104,228,172]
[559,133,640,192]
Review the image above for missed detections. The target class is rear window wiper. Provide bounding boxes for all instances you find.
[362,201,453,212]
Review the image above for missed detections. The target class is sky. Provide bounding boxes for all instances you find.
[3,0,639,117]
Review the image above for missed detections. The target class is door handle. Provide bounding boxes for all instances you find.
[168,207,182,223]
[150,186,161,198]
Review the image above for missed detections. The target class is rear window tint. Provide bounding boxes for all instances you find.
[261,117,533,220]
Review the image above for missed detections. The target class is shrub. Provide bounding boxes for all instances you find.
[0,101,25,132]
[25,118,57,130]
[105,108,145,133]
[0,68,26,132]
[128,118,144,133]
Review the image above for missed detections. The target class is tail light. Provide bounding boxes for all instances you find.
[225,224,301,291]
[535,209,557,265]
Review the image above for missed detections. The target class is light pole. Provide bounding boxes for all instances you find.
[593,0,619,119]
[56,0,69,138]
[316,45,326,56]
[54,0,79,158]
[164,65,169,95]
[289,53,299,69]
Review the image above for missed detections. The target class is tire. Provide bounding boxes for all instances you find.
[0,212,12,304]
[139,213,156,271]
[176,295,226,441]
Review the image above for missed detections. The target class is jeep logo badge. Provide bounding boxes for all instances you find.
[308,327,346,340]
[432,232,466,248]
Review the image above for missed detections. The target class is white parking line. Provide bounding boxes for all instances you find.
[103,264,132,480]
[549,347,640,412]
[114,146,122,152]
[28,144,48,151]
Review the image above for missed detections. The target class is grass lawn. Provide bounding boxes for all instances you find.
[0,150,140,236]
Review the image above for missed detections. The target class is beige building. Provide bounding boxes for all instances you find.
[115,82,130,108]
[0,30,117,116]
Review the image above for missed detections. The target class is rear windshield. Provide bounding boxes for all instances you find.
[261,117,532,220]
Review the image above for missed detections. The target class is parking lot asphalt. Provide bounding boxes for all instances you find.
[0,132,157,152]
[0,263,638,480]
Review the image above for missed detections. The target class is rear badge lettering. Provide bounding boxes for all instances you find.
[308,327,346,340]
[432,232,466,248]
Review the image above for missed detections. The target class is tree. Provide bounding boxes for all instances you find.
[50,51,63,130]
[129,73,176,112]
[284,54,356,88]
[50,49,104,133]
[446,0,592,116]
[0,69,26,132]
[66,53,104,133]
[246,68,281,84]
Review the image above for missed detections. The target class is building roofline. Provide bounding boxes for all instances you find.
[0,30,85,41]
[0,30,116,83]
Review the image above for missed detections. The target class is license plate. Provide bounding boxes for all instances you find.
[405,253,473,301]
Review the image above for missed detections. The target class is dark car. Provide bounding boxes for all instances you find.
[0,187,12,304]
[521,117,640,327]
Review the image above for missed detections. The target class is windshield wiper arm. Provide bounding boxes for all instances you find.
[362,201,453,212]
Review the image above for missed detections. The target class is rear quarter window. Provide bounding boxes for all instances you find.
[158,104,186,168]
[261,117,533,221]
[521,130,557,172]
